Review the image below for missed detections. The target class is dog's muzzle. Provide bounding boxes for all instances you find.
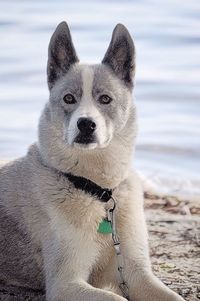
[74,117,96,144]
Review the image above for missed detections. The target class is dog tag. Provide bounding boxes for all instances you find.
[97,219,112,234]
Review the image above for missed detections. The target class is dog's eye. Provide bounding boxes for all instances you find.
[99,94,112,104]
[63,93,76,104]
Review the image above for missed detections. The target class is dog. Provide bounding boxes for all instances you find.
[0,22,185,301]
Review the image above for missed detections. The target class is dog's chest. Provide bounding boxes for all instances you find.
[47,189,115,264]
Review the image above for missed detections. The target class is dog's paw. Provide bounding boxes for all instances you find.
[132,272,186,301]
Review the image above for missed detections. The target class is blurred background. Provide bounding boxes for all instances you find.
[0,0,199,200]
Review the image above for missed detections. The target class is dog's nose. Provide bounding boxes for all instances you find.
[77,118,96,135]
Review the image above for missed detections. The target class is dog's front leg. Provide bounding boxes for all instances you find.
[115,173,185,301]
[42,226,127,301]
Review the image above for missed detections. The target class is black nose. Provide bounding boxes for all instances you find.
[77,118,96,135]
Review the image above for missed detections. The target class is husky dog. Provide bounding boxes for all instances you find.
[0,22,184,301]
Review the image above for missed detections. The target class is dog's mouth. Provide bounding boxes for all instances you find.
[74,133,96,146]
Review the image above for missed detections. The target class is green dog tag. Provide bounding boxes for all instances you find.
[97,219,112,234]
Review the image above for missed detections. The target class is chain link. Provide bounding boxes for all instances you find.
[107,197,130,301]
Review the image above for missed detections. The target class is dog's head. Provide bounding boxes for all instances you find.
[43,22,135,152]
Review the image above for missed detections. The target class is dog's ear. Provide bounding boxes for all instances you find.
[102,24,135,88]
[47,21,79,89]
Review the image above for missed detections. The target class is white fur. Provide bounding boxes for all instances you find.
[67,66,113,149]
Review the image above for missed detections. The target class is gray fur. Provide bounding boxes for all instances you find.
[92,64,132,128]
[0,22,184,301]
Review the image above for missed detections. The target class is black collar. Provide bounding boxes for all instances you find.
[64,173,113,202]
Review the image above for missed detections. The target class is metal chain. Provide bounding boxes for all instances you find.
[106,197,130,301]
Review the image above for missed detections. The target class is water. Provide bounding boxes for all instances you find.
[0,0,200,200]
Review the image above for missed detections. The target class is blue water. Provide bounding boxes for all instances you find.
[0,0,200,199]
